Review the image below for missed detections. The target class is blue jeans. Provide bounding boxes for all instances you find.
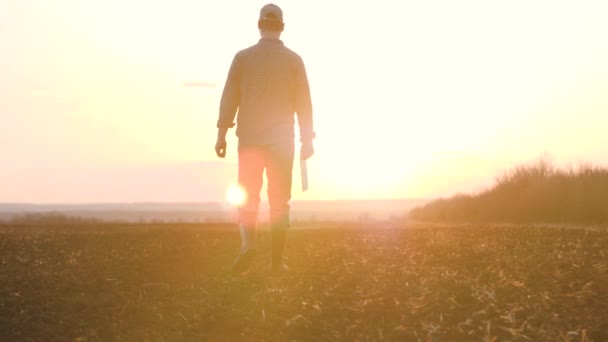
[238,141,294,229]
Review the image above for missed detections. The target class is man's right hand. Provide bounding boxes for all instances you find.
[300,141,314,160]
[215,138,227,158]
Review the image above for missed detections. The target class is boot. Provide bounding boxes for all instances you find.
[231,224,257,274]
[271,226,289,273]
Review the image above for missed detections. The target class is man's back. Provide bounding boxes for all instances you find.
[218,38,313,146]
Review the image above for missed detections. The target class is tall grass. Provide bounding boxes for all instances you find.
[409,157,608,224]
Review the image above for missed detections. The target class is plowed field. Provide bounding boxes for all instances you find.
[1,223,607,341]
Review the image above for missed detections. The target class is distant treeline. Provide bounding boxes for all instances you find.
[0,213,218,225]
[409,158,608,224]
[0,212,377,226]
[0,212,105,225]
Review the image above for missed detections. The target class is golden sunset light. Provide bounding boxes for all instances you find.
[2,0,607,203]
[3,2,608,340]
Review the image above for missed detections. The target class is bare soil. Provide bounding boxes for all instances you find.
[0,223,606,341]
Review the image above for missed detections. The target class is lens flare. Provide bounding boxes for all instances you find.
[226,184,247,207]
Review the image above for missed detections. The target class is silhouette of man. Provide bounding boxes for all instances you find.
[215,3,315,273]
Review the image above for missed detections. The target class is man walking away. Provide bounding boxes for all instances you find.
[215,3,315,274]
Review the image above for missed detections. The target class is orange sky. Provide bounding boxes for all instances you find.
[2,0,607,203]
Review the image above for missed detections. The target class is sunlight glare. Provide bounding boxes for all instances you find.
[226,184,247,207]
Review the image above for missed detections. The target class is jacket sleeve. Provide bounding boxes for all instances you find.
[295,56,315,142]
[217,54,241,129]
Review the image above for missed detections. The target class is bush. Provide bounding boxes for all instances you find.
[409,157,608,224]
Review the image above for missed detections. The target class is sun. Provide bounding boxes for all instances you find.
[226,184,247,207]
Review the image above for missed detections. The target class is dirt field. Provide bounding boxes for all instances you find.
[0,223,607,341]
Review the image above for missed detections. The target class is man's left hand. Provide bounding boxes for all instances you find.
[300,141,314,160]
[215,138,227,158]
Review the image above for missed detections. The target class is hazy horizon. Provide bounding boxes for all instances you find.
[0,197,428,206]
[2,1,607,203]
[0,198,429,223]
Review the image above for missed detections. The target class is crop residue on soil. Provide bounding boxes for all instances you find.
[0,224,607,341]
